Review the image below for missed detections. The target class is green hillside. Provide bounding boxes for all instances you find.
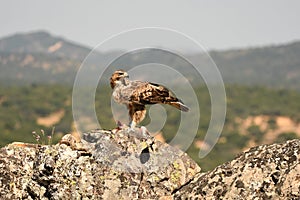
[1,84,299,171]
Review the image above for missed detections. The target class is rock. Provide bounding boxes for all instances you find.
[1,127,300,199]
[174,139,300,199]
[0,128,200,199]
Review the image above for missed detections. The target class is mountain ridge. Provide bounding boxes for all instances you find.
[0,30,92,60]
[0,30,299,89]
[1,30,299,55]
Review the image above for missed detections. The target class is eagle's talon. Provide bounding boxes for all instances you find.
[129,121,136,130]
[117,120,123,127]
[140,126,150,135]
[116,120,128,130]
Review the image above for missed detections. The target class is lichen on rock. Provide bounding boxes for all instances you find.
[1,127,299,199]
[0,128,200,199]
[174,139,300,199]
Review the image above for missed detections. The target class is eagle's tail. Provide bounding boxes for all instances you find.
[167,100,190,112]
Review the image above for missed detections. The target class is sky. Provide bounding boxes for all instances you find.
[1,0,300,51]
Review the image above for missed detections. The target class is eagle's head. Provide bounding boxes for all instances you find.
[110,69,129,89]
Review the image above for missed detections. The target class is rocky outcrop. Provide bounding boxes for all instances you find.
[174,139,300,199]
[0,128,200,199]
[0,127,299,199]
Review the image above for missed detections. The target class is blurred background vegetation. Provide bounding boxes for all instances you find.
[1,31,300,171]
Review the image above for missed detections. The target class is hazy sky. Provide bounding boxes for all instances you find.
[1,0,300,51]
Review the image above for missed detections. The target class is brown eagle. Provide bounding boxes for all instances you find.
[110,69,189,128]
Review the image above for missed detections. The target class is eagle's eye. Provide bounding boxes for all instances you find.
[118,72,123,76]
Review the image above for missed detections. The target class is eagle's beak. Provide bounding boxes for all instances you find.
[123,72,129,78]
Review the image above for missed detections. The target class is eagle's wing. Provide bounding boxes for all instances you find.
[130,81,189,112]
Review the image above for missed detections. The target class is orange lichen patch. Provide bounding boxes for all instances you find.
[37,109,65,127]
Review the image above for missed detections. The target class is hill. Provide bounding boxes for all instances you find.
[0,31,119,85]
[0,30,91,59]
[0,31,300,89]
[0,84,300,171]
[210,41,300,89]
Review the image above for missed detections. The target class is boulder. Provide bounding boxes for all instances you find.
[1,127,299,199]
[0,128,200,199]
[174,139,300,199]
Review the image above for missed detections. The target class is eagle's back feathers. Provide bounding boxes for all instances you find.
[130,82,189,112]
[110,70,189,127]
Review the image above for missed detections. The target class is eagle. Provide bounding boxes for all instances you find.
[110,69,189,128]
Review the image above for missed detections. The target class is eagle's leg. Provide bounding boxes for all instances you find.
[129,120,136,129]
[128,103,146,129]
